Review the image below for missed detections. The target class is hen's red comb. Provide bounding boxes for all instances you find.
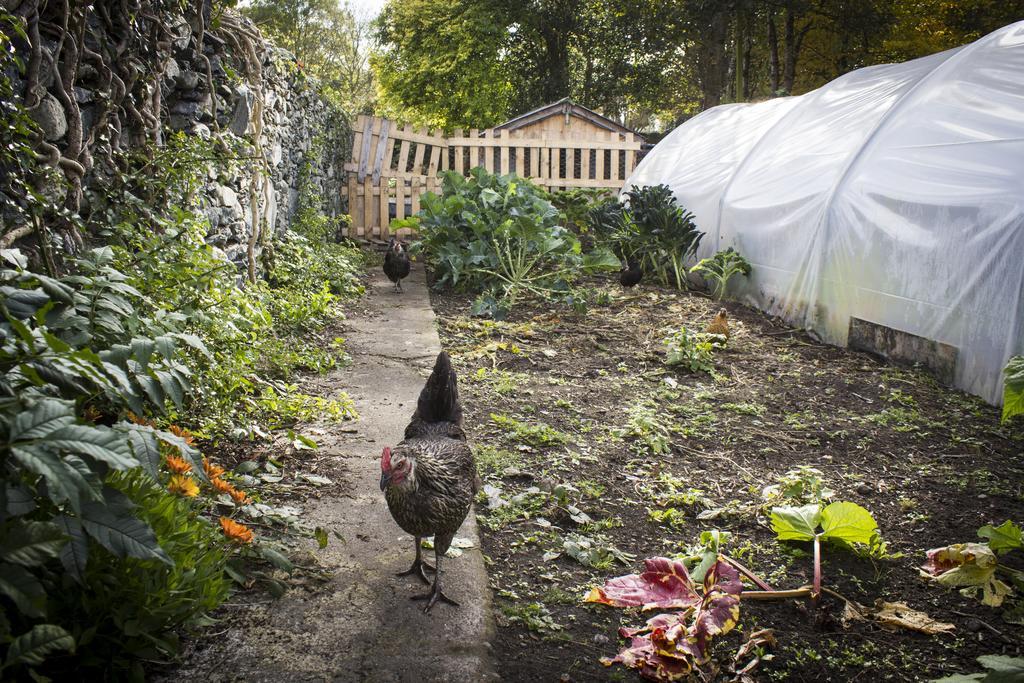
[381,446,392,472]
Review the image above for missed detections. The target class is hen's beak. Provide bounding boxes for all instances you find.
[379,471,391,491]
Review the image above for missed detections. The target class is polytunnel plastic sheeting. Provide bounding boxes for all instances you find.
[625,21,1024,405]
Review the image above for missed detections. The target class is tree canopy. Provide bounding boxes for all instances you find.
[243,0,376,115]
[371,0,1024,131]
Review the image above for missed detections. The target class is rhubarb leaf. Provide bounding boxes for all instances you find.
[820,501,878,546]
[977,520,1023,553]
[586,557,700,611]
[770,504,821,542]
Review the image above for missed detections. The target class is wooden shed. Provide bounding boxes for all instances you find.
[494,97,645,144]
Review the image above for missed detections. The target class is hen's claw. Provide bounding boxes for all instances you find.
[411,584,460,613]
[396,560,435,585]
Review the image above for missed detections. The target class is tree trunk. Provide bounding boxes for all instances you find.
[734,10,744,102]
[783,4,796,94]
[767,9,779,94]
[700,9,729,110]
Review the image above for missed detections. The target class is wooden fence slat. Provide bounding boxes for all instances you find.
[371,118,392,184]
[483,129,494,173]
[397,125,412,174]
[453,128,464,175]
[500,131,510,176]
[624,133,635,179]
[412,126,428,175]
[356,116,375,182]
[395,178,405,222]
[411,176,421,216]
[346,175,358,236]
[363,176,373,232]
[380,178,390,239]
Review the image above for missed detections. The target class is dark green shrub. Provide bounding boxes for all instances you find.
[406,167,618,317]
[586,184,705,289]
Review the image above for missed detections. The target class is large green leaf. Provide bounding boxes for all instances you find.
[80,502,171,565]
[54,515,88,583]
[121,424,161,479]
[820,501,878,545]
[770,504,821,542]
[9,445,94,511]
[4,484,35,517]
[976,655,1024,683]
[3,624,74,668]
[45,424,136,470]
[0,562,46,618]
[978,520,1023,553]
[0,521,67,567]
[9,399,74,441]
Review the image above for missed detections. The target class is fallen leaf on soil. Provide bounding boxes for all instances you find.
[841,599,954,635]
[585,557,700,611]
[732,629,776,683]
[920,542,1012,607]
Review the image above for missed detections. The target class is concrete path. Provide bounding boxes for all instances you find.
[170,265,497,681]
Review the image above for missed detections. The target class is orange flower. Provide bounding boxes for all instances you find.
[229,487,250,506]
[164,455,192,474]
[219,517,254,544]
[168,424,195,445]
[126,412,157,427]
[203,457,226,479]
[211,476,233,495]
[168,474,199,497]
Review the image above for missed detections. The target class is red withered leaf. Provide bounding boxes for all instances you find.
[586,557,701,611]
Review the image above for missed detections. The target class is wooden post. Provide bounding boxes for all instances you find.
[483,129,494,173]
[380,177,390,239]
[347,174,358,237]
[363,176,373,235]
[411,176,421,216]
[453,128,464,175]
[622,132,630,179]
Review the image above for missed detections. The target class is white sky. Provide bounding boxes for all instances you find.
[343,0,387,22]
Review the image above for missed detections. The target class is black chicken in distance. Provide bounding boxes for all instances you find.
[383,237,410,292]
[380,352,479,613]
[620,260,642,288]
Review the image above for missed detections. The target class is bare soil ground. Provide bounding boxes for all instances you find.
[430,276,1024,682]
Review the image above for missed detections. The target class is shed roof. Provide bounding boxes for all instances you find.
[494,97,643,139]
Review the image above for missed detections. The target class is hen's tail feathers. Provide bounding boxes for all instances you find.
[415,351,462,426]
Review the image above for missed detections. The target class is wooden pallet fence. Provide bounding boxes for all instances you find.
[343,114,642,239]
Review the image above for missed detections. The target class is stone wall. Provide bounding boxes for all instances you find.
[13,5,350,268]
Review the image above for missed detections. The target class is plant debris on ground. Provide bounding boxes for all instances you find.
[431,277,1024,682]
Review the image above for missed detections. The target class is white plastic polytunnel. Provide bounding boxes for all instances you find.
[626,21,1024,405]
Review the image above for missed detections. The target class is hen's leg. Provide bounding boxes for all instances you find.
[411,547,459,613]
[396,537,434,584]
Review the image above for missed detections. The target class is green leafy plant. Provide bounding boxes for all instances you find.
[690,248,752,300]
[663,327,725,373]
[406,168,618,318]
[761,466,835,508]
[1003,356,1024,423]
[933,655,1024,682]
[591,185,704,290]
[771,501,881,603]
[920,519,1024,607]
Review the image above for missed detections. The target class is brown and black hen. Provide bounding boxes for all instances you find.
[380,351,478,612]
[383,237,411,292]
